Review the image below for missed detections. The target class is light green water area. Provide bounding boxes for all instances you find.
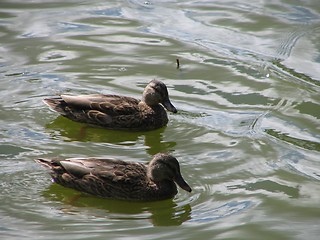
[1,1,320,239]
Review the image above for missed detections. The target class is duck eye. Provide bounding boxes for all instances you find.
[156,85,168,98]
[164,162,179,177]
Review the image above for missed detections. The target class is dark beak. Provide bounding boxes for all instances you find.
[162,100,177,113]
[174,174,192,192]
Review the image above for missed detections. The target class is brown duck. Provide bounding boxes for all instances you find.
[43,80,177,131]
[35,153,192,201]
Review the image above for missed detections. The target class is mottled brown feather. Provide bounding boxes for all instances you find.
[43,80,177,131]
[35,153,191,201]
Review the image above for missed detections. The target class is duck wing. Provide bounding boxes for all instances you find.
[36,157,148,199]
[60,94,140,115]
[43,94,143,128]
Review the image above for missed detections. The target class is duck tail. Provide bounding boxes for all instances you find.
[34,158,59,170]
[43,97,67,115]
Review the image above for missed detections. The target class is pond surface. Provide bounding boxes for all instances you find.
[1,0,320,239]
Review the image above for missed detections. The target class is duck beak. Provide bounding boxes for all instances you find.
[175,174,192,192]
[162,100,177,113]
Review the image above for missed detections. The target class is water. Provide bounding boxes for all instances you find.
[1,0,320,239]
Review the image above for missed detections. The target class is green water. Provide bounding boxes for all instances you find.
[1,1,319,239]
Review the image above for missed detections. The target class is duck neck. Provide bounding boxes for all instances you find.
[148,180,178,200]
[142,93,159,106]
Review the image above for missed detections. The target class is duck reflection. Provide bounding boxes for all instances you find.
[42,184,191,226]
[45,116,176,155]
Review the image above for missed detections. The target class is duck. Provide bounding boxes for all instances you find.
[35,153,192,201]
[43,80,177,131]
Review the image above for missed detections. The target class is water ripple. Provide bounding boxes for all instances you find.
[190,200,253,223]
[1,0,320,239]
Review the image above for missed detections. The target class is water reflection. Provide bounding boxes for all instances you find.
[229,179,300,198]
[45,116,176,155]
[272,60,320,87]
[43,184,191,226]
[175,108,266,137]
[1,0,320,238]
[265,128,320,152]
[190,200,253,223]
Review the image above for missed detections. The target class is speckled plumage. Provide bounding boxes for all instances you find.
[35,153,192,201]
[43,80,177,131]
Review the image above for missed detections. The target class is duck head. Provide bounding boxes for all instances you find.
[147,153,192,192]
[142,80,177,113]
